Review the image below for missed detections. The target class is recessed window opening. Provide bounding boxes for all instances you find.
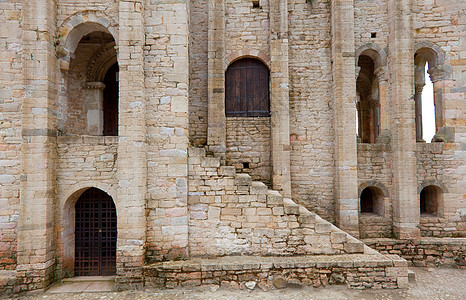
[371,32,377,38]
[225,58,270,117]
[420,185,440,216]
[356,55,380,143]
[243,162,250,169]
[360,186,384,216]
[421,62,435,143]
[103,63,119,136]
[252,0,260,8]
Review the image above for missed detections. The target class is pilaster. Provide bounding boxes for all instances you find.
[330,0,359,236]
[18,0,58,291]
[116,0,147,287]
[269,0,291,197]
[388,0,420,239]
[207,0,226,155]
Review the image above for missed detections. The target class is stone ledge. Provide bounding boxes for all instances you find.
[143,254,408,289]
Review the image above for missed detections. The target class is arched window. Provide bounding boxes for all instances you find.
[356,54,380,143]
[225,58,270,117]
[360,186,384,216]
[414,47,442,143]
[103,63,119,136]
[420,185,442,216]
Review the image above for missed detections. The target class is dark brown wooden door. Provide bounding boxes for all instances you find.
[225,58,270,117]
[75,188,117,276]
[103,63,119,136]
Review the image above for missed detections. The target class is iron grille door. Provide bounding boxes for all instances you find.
[75,188,117,276]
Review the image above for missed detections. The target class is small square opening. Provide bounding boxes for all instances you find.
[371,32,377,38]
[252,1,260,8]
[242,162,250,169]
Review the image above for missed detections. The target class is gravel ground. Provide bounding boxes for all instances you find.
[13,267,466,300]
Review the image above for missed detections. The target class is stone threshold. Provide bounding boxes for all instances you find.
[142,254,408,290]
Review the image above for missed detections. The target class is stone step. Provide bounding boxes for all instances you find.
[283,197,299,215]
[250,181,268,194]
[297,206,316,227]
[47,276,115,294]
[267,190,283,207]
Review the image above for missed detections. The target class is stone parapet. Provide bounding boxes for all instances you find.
[143,254,408,290]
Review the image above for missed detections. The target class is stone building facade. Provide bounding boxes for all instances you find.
[0,0,464,293]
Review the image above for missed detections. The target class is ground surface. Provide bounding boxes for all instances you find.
[15,267,466,300]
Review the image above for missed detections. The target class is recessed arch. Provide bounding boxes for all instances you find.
[60,183,117,276]
[420,185,443,216]
[225,49,271,71]
[57,11,118,62]
[86,41,118,83]
[355,43,387,69]
[359,186,385,216]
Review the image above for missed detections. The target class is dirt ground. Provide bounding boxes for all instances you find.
[15,267,466,300]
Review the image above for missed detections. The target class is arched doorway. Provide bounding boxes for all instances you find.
[74,188,117,276]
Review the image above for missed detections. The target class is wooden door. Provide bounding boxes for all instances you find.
[225,58,270,117]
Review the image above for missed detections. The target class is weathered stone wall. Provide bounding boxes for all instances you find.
[144,254,409,289]
[357,143,393,238]
[188,0,208,146]
[54,136,118,278]
[354,0,389,47]
[56,0,118,26]
[364,238,466,267]
[225,0,270,58]
[288,0,335,221]
[0,0,22,272]
[144,0,190,263]
[413,0,466,237]
[416,143,466,237]
[188,147,365,257]
[226,117,271,186]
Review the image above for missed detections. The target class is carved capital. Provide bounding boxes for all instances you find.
[355,66,361,80]
[84,82,106,90]
[415,83,425,94]
[374,66,388,82]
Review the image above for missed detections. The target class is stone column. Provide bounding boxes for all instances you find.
[330,0,359,236]
[414,83,425,142]
[17,0,57,291]
[388,0,420,239]
[84,82,105,135]
[207,0,226,156]
[375,67,391,142]
[269,0,291,197]
[116,0,147,287]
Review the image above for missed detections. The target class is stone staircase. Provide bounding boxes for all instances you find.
[188,146,367,256]
[142,146,409,289]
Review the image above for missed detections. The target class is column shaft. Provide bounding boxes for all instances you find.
[269,0,291,197]
[388,0,420,239]
[330,0,359,236]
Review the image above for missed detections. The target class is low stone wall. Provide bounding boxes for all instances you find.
[420,216,466,238]
[359,214,393,238]
[363,238,466,267]
[143,254,408,290]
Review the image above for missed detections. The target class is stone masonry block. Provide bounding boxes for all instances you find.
[267,191,283,207]
[330,232,347,244]
[315,222,332,233]
[219,166,236,177]
[250,181,268,195]
[344,241,364,253]
[235,174,252,186]
[201,157,220,168]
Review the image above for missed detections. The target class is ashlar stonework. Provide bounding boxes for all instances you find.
[0,0,464,295]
